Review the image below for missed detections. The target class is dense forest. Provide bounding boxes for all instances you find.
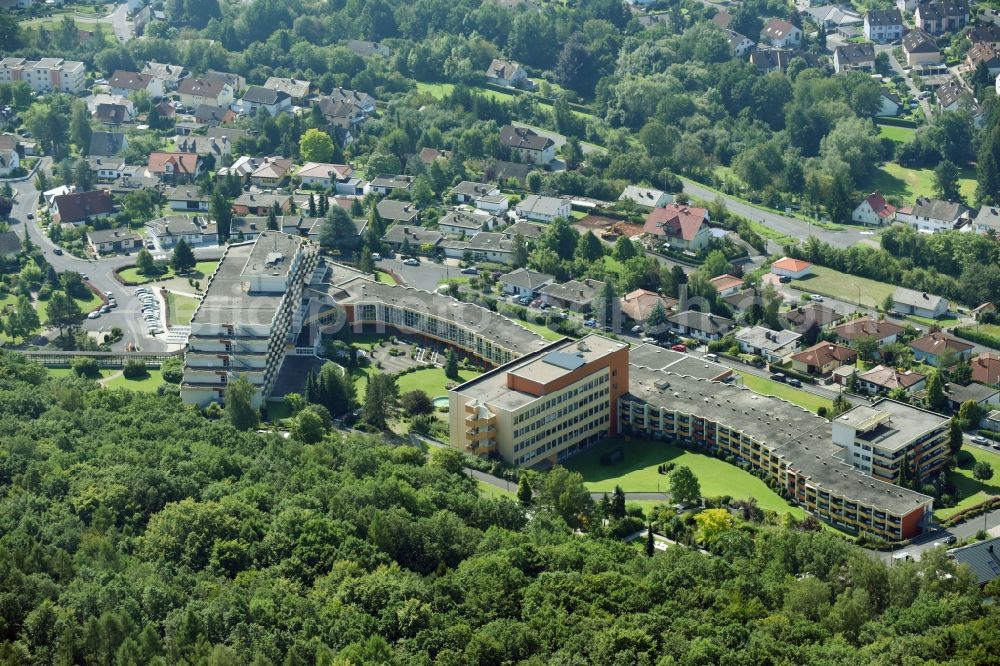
[0,350,999,664]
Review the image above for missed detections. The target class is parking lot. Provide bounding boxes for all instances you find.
[133,287,165,336]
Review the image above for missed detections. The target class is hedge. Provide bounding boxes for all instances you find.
[953,326,1000,351]
[874,117,918,129]
[940,496,1000,527]
[977,429,1000,442]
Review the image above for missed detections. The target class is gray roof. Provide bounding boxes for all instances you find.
[370,174,413,190]
[263,77,310,99]
[0,230,20,256]
[88,131,126,157]
[975,206,1000,231]
[667,310,735,335]
[87,227,141,244]
[517,194,566,218]
[499,125,554,152]
[949,537,1000,585]
[627,368,934,515]
[504,221,546,239]
[439,209,491,232]
[892,286,947,311]
[382,224,442,246]
[466,232,513,253]
[866,8,902,25]
[499,268,554,291]
[911,197,970,223]
[944,382,1000,404]
[735,325,801,352]
[539,279,604,306]
[241,86,287,105]
[904,28,939,54]
[835,43,875,65]
[628,343,731,380]
[450,181,498,198]
[376,199,419,223]
[147,215,213,237]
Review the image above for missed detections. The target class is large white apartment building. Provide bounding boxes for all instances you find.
[0,58,87,94]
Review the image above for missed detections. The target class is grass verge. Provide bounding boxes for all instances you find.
[735,371,833,414]
[790,265,895,309]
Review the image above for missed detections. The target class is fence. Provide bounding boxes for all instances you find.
[21,349,183,368]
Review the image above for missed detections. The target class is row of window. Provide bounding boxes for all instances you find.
[514,388,606,438]
[514,402,610,452]
[513,374,609,425]
[515,413,610,465]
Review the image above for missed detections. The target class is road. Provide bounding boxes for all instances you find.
[7,169,219,351]
[73,3,133,42]
[680,179,875,251]
[877,43,932,121]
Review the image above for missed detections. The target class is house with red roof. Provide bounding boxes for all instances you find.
[972,353,1000,386]
[853,191,897,226]
[146,152,202,183]
[770,257,813,279]
[709,274,744,297]
[642,204,711,252]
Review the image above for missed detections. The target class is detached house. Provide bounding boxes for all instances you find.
[897,196,971,232]
[240,86,291,116]
[832,316,904,346]
[232,191,293,216]
[791,342,858,376]
[723,29,757,57]
[296,162,354,189]
[87,227,142,255]
[109,70,163,98]
[667,310,735,342]
[485,59,532,89]
[833,43,876,73]
[935,78,972,112]
[439,209,496,236]
[146,152,201,183]
[369,174,413,196]
[165,186,210,212]
[966,43,1000,77]
[141,62,187,90]
[858,365,927,396]
[750,49,794,74]
[972,206,1000,234]
[968,24,1000,49]
[178,76,234,108]
[450,181,508,212]
[877,88,903,116]
[500,268,555,298]
[643,204,712,252]
[864,9,904,42]
[902,29,942,66]
[853,191,897,226]
[263,77,311,104]
[539,279,604,312]
[760,19,802,48]
[909,331,972,366]
[892,287,949,318]
[619,185,672,209]
[250,157,293,188]
[515,195,571,222]
[52,190,116,225]
[376,199,419,225]
[972,353,1000,386]
[499,125,556,166]
[620,289,678,326]
[735,325,802,362]
[0,134,19,177]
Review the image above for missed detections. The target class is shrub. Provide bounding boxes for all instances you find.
[161,357,183,384]
[71,357,100,378]
[122,359,148,379]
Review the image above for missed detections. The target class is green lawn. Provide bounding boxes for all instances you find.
[735,372,833,414]
[117,261,219,286]
[36,290,102,324]
[414,81,513,104]
[877,124,916,144]
[791,265,895,309]
[564,438,805,516]
[872,162,977,203]
[396,366,483,397]
[513,318,567,342]
[477,480,516,499]
[906,313,955,327]
[935,447,1000,520]
[165,292,200,326]
[103,369,165,392]
[375,271,398,286]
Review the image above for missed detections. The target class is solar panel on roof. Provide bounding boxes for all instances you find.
[543,351,585,371]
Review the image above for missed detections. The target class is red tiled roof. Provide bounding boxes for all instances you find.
[147,151,199,175]
[908,331,974,356]
[972,353,1000,385]
[620,289,677,322]
[832,316,904,341]
[643,204,708,241]
[791,342,858,367]
[864,191,896,218]
[709,274,743,292]
[53,190,115,223]
[771,257,813,272]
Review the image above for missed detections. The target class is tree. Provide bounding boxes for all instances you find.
[45,291,84,336]
[694,508,737,546]
[4,295,40,343]
[211,190,233,243]
[400,390,433,416]
[266,204,278,231]
[444,348,459,380]
[135,249,157,276]
[537,466,592,527]
[854,335,880,362]
[171,239,196,273]
[73,158,93,192]
[526,171,543,193]
[70,102,92,155]
[669,466,701,505]
[645,301,668,333]
[934,159,962,202]
[645,523,655,557]
[950,417,964,456]
[308,194,317,217]
[319,206,358,251]
[299,128,335,163]
[517,475,533,507]
[317,361,356,416]
[363,373,398,430]
[611,485,627,520]
[974,461,994,481]
[224,377,258,431]
[614,236,638,262]
[700,250,731,278]
[291,408,326,443]
[512,233,528,268]
[925,370,948,412]
[575,231,604,263]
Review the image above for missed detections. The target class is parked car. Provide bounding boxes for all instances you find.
[108,300,118,308]
[778,275,791,283]
[371,253,381,261]
[787,378,802,388]
[87,311,100,319]
[583,319,597,328]
[530,298,542,308]
[27,213,33,220]
[704,353,718,362]
[460,267,479,275]
[809,295,823,302]
[52,248,63,256]
[972,436,989,445]
[631,325,643,334]
[770,372,786,382]
[100,305,111,314]
[403,258,420,266]
[671,344,687,352]
[944,535,958,545]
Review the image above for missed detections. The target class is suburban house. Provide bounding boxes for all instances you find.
[263,77,311,104]
[709,274,744,297]
[723,29,757,57]
[500,268,555,298]
[146,152,201,183]
[86,157,124,181]
[833,43,876,73]
[782,302,844,334]
[852,191,897,226]
[864,9,904,42]
[51,190,116,225]
[972,206,1000,234]
[485,59,532,88]
[620,289,678,326]
[966,43,1000,76]
[750,49,794,74]
[323,87,376,115]
[666,310,735,342]
[973,302,997,321]
[790,342,858,376]
[943,382,1000,411]
[88,131,128,157]
[240,86,292,116]
[504,220,546,240]
[86,227,142,255]
[760,19,802,47]
[194,104,238,126]
[896,196,971,232]
[969,24,1000,48]
[499,125,556,166]
[948,537,1000,587]
[381,225,442,254]
[418,147,452,165]
[109,70,164,98]
[0,134,19,177]
[936,78,970,112]
[450,181,508,212]
[165,186,210,212]
[146,216,217,248]
[296,162,353,189]
[619,185,672,209]
[369,174,413,195]
[173,134,234,157]
[232,192,293,216]
[914,0,969,34]
[515,195,571,222]
[376,199,419,225]
[345,40,392,58]
[204,69,247,92]
[94,103,133,127]
[877,88,902,116]
[902,29,942,66]
[539,279,605,312]
[832,316,905,346]
[770,256,814,279]
[891,286,949,319]
[439,209,495,236]
[250,158,293,188]
[465,232,516,265]
[802,4,862,29]
[735,325,802,362]
[858,365,927,396]
[909,331,973,366]
[141,62,186,90]
[642,204,712,252]
[972,352,1000,385]
[177,77,234,108]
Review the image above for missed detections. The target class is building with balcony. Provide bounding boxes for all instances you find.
[0,57,86,94]
[448,335,629,465]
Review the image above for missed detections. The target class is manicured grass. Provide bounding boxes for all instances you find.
[935,447,1000,519]
[395,367,483,397]
[906,313,955,327]
[571,210,589,220]
[477,480,516,499]
[877,124,916,144]
[971,323,1000,338]
[375,271,398,286]
[35,290,102,324]
[564,438,805,516]
[165,292,200,326]
[735,371,833,414]
[103,369,165,392]
[872,162,977,203]
[513,318,567,342]
[118,261,219,286]
[791,265,895,309]
[414,81,513,104]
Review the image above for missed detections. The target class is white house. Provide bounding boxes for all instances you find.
[177,77,234,108]
[240,86,292,116]
[877,89,902,116]
[146,216,217,248]
[485,59,531,89]
[0,134,19,177]
[972,206,1000,234]
[735,325,802,362]
[296,162,353,189]
[500,268,555,297]
[770,256,814,279]
[852,191,897,226]
[760,19,802,48]
[864,9,904,42]
[723,29,757,57]
[515,195,571,222]
[619,185,672,209]
[892,286,949,318]
[833,43,876,73]
[109,70,163,98]
[896,196,971,232]
[499,125,556,166]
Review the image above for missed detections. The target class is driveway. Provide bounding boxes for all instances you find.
[378,257,458,292]
[877,43,932,120]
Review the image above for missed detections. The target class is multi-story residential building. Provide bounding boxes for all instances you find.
[914,0,969,33]
[621,368,936,540]
[864,9,904,42]
[448,335,629,465]
[832,402,950,485]
[182,232,319,408]
[0,57,86,94]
